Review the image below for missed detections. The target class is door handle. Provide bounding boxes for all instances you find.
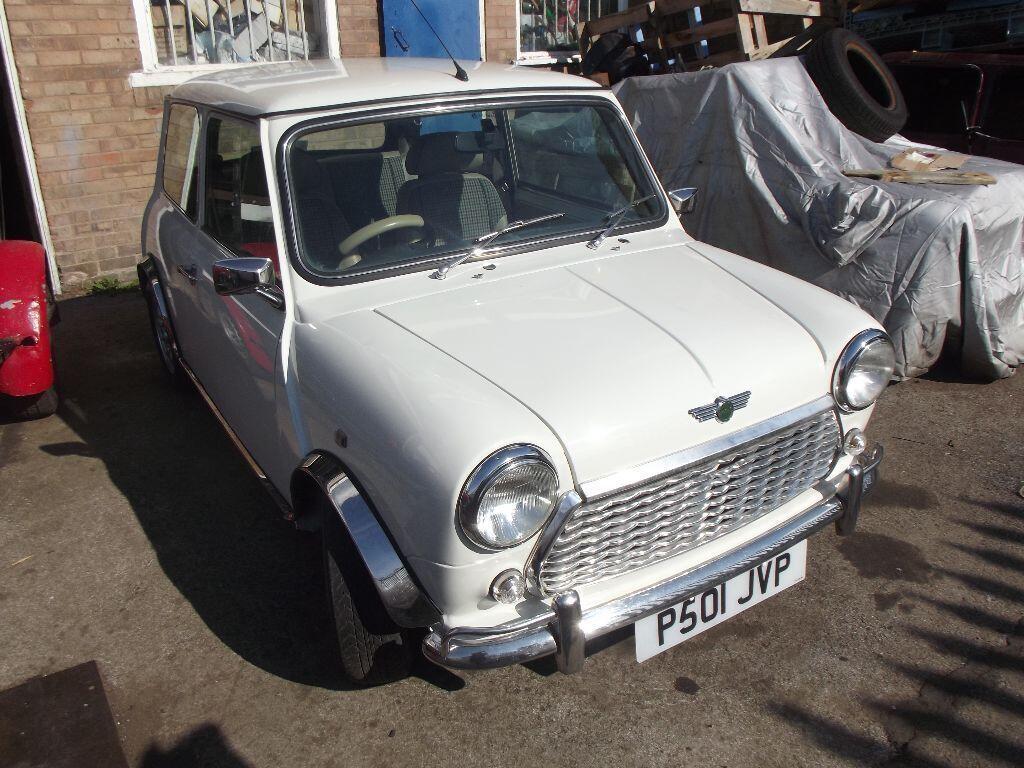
[391,26,410,52]
[176,264,198,285]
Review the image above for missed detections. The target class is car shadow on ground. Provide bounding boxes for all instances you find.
[47,292,460,692]
[138,724,252,768]
[769,496,1024,766]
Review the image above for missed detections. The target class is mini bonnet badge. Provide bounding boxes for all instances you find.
[688,391,752,423]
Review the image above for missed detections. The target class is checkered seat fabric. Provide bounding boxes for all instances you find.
[397,132,508,244]
[326,151,409,229]
[291,149,353,271]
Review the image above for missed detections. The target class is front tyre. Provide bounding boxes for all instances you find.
[321,506,414,686]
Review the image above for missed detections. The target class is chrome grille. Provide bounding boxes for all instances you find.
[537,409,841,595]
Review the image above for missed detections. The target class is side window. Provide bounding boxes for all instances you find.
[203,116,276,259]
[891,64,981,134]
[981,72,1024,141]
[162,105,200,219]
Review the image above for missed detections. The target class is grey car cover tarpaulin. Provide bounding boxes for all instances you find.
[613,58,1024,379]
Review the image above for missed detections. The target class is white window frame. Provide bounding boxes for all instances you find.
[516,0,628,66]
[129,0,341,87]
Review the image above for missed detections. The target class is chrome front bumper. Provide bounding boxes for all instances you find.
[422,445,883,675]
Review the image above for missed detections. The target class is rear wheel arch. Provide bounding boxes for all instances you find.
[139,255,185,381]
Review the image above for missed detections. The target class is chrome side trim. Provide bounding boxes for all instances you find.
[295,452,442,628]
[177,357,292,516]
[579,394,836,500]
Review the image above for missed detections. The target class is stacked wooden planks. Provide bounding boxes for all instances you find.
[579,0,844,73]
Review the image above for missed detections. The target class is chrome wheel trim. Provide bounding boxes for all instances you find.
[149,297,176,375]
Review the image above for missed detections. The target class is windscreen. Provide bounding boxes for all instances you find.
[285,102,663,278]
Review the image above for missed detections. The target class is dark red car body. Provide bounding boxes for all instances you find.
[0,240,54,402]
[884,52,1024,164]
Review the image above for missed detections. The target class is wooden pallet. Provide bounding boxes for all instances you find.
[579,0,843,73]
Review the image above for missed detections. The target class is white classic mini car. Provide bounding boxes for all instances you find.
[141,58,893,684]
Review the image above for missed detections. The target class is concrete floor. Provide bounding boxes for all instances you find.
[1,292,1022,768]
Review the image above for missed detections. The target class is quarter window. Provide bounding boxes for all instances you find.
[162,104,201,220]
[204,116,276,260]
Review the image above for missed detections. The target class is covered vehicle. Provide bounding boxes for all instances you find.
[141,58,891,684]
[0,240,57,419]
[615,58,1024,380]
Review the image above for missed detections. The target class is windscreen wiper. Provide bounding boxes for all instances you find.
[587,194,658,250]
[430,212,566,280]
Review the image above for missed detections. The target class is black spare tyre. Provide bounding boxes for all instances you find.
[804,28,907,142]
[581,31,629,76]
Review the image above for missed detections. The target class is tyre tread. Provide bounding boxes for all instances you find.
[804,29,907,142]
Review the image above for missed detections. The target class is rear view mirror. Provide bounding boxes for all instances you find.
[213,257,284,309]
[668,187,698,215]
[454,132,507,153]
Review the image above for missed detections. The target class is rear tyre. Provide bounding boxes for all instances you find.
[142,282,186,386]
[804,28,907,142]
[321,505,414,686]
[0,386,58,420]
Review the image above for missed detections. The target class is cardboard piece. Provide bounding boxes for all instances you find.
[891,149,968,172]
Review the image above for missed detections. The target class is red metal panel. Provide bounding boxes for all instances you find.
[0,240,54,397]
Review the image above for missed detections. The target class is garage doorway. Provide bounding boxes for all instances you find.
[0,4,60,292]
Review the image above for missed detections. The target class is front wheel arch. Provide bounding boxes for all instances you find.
[289,451,441,630]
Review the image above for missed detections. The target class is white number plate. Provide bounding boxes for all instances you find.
[634,540,807,662]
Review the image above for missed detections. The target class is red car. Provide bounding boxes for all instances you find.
[884,51,1024,164]
[0,240,58,419]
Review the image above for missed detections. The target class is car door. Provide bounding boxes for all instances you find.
[181,113,287,484]
[155,103,208,354]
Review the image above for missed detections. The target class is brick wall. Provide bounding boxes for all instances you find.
[5,0,163,288]
[339,0,380,58]
[4,0,381,289]
[484,0,518,65]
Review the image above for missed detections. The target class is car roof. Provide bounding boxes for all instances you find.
[170,58,603,117]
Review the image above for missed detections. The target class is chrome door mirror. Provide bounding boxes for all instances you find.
[668,187,698,215]
[212,257,284,309]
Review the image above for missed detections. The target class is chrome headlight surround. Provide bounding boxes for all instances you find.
[832,329,896,413]
[458,444,559,550]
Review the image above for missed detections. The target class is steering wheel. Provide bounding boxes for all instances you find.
[338,214,426,257]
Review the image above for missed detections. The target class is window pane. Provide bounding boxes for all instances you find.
[981,72,1024,141]
[204,117,276,258]
[511,106,638,206]
[286,103,662,278]
[151,0,326,67]
[162,105,200,219]
[891,64,981,134]
[520,0,621,56]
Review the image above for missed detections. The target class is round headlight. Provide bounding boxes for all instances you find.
[833,330,896,412]
[458,445,558,550]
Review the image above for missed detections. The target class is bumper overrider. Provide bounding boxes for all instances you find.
[422,444,883,675]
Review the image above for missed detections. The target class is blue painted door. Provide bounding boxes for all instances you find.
[382,0,481,60]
